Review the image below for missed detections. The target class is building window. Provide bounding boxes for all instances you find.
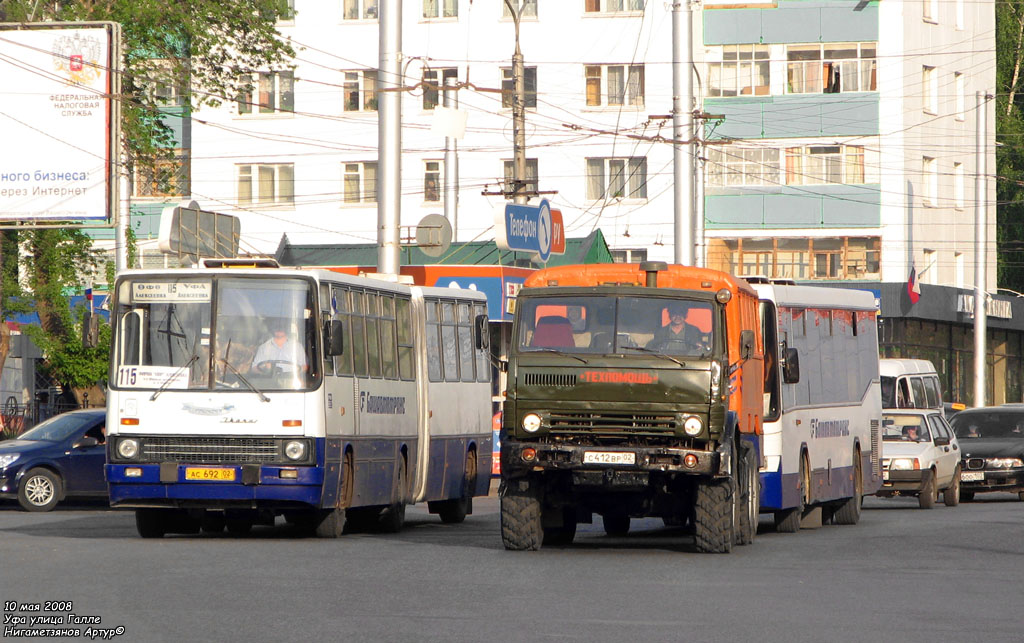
[501,66,538,108]
[261,0,295,21]
[707,147,780,187]
[423,68,458,110]
[503,159,539,198]
[922,156,937,206]
[237,71,294,114]
[584,0,644,13]
[785,145,864,185]
[923,249,937,285]
[586,157,647,200]
[611,248,648,263]
[585,64,644,107]
[786,43,876,94]
[343,162,377,204]
[502,0,537,17]
[343,70,377,111]
[707,45,770,97]
[954,161,964,210]
[424,160,442,202]
[237,163,294,205]
[344,0,378,20]
[923,65,937,114]
[954,72,965,121]
[143,59,187,107]
[924,0,938,23]
[423,0,457,19]
[707,237,880,281]
[134,151,190,198]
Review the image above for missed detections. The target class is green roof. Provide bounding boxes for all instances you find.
[274,229,614,267]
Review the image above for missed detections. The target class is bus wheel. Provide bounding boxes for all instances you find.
[135,509,168,538]
[378,463,407,533]
[200,511,226,534]
[542,507,577,546]
[775,455,807,533]
[735,443,759,545]
[314,508,346,538]
[695,477,735,553]
[500,478,543,550]
[437,450,476,524]
[834,451,863,525]
[918,470,937,509]
[944,467,961,506]
[602,511,630,537]
[226,519,253,535]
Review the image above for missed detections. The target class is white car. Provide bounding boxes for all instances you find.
[878,409,962,508]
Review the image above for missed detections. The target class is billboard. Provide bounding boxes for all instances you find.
[0,23,120,224]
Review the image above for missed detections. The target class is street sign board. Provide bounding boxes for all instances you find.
[496,199,555,262]
[158,201,240,262]
[550,208,565,256]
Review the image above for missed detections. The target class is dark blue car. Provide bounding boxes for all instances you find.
[0,409,107,511]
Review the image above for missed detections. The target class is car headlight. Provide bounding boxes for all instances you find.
[889,458,920,471]
[522,413,542,433]
[284,440,307,461]
[117,438,139,459]
[0,453,19,469]
[682,416,703,437]
[985,457,1024,469]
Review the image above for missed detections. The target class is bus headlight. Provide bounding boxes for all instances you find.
[117,438,140,459]
[284,440,307,461]
[522,413,542,433]
[683,416,703,437]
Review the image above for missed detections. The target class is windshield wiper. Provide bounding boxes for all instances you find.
[523,348,589,364]
[219,358,270,403]
[150,354,199,401]
[623,345,687,367]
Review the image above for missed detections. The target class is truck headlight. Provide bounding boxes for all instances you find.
[284,440,307,461]
[889,458,919,471]
[683,416,703,437]
[522,413,542,433]
[117,438,139,459]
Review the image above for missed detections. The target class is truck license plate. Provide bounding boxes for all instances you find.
[583,451,636,465]
[960,471,984,482]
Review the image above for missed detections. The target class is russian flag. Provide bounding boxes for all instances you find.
[906,267,921,304]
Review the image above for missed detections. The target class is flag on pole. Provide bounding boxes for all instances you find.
[906,267,921,304]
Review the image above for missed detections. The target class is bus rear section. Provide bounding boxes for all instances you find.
[753,282,882,531]
[500,262,763,553]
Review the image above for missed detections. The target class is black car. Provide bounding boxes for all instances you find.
[949,405,1024,501]
[0,409,107,511]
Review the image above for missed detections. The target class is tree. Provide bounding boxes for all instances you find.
[997,2,1024,292]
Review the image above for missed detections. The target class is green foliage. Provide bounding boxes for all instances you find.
[997,3,1024,292]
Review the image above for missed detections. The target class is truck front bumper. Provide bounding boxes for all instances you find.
[501,441,724,479]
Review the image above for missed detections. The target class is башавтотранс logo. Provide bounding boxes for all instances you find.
[52,32,103,85]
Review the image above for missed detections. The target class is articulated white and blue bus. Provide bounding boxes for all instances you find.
[106,259,492,538]
[752,281,882,530]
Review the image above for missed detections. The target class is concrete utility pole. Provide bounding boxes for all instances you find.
[443,76,459,240]
[377,0,402,275]
[672,0,695,266]
[973,91,989,407]
[505,0,528,205]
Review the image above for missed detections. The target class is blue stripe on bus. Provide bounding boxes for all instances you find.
[760,464,858,511]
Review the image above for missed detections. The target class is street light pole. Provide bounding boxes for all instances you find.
[505,0,527,205]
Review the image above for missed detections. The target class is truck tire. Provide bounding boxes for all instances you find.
[918,469,936,509]
[735,443,758,546]
[775,454,807,533]
[834,451,863,525]
[695,477,735,554]
[603,512,630,537]
[944,467,961,507]
[501,479,543,551]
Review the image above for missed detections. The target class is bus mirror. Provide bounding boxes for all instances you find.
[323,319,344,356]
[782,347,800,384]
[474,314,490,350]
[739,329,755,360]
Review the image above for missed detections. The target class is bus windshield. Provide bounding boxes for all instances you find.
[516,295,716,358]
[112,276,320,392]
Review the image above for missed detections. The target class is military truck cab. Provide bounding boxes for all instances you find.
[500,262,763,553]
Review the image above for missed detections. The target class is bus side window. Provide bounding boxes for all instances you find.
[441,301,459,382]
[351,291,368,376]
[333,287,354,376]
[320,283,335,377]
[396,297,414,380]
[380,295,398,379]
[425,300,443,382]
[458,302,475,383]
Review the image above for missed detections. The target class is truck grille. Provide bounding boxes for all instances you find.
[524,373,577,387]
[140,437,280,464]
[549,411,677,434]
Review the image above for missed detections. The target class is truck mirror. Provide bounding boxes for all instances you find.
[475,314,490,350]
[323,319,344,356]
[782,346,800,384]
[739,329,755,360]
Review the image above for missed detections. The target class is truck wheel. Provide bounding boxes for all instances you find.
[735,443,759,545]
[918,470,936,509]
[695,477,735,553]
[500,479,543,551]
[834,451,863,525]
[944,467,961,507]
[775,455,807,533]
[542,507,577,546]
[135,509,168,538]
[603,512,630,537]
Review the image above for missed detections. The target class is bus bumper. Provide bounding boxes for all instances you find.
[106,463,324,508]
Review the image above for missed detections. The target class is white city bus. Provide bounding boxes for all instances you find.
[106,260,492,538]
[752,281,883,530]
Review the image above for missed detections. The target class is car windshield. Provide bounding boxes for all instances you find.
[882,414,932,442]
[515,295,717,358]
[950,412,1024,439]
[17,413,97,442]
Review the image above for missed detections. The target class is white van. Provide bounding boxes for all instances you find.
[880,359,942,410]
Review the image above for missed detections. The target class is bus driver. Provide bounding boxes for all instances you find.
[252,326,308,375]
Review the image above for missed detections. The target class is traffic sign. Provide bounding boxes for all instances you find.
[496,199,555,262]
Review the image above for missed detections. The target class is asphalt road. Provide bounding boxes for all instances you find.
[0,489,1022,643]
